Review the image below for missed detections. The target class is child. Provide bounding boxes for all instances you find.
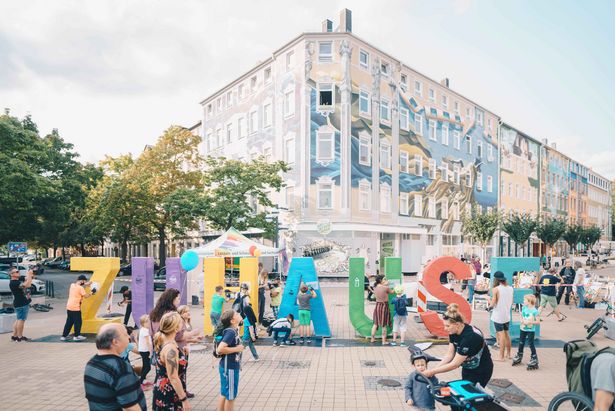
[137,314,153,390]
[269,278,282,318]
[297,284,317,344]
[241,305,259,361]
[405,351,438,410]
[270,314,296,346]
[512,294,540,370]
[211,285,227,327]
[392,286,408,346]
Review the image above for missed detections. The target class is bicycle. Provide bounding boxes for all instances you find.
[547,391,594,410]
[32,303,53,312]
[414,373,508,410]
[584,302,614,340]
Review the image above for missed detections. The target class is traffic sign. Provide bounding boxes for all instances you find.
[8,242,27,253]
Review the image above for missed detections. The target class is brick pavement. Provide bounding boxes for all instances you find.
[0,281,613,410]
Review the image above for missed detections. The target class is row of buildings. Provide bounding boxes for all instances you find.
[108,10,613,275]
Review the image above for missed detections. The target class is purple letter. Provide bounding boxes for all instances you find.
[132,257,154,324]
[166,257,187,306]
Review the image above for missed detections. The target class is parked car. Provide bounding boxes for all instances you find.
[0,271,46,294]
[58,260,71,271]
[118,262,132,276]
[43,257,62,266]
[154,267,166,291]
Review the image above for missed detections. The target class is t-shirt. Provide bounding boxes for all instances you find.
[405,370,438,410]
[297,291,313,310]
[67,283,86,311]
[590,352,615,411]
[374,285,391,303]
[449,324,492,371]
[211,294,225,314]
[10,279,30,308]
[138,327,150,352]
[270,286,282,306]
[84,354,146,411]
[539,274,561,296]
[219,328,241,369]
[473,260,482,275]
[270,318,292,329]
[520,306,539,332]
[242,317,253,341]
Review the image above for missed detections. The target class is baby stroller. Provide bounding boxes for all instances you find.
[414,373,508,410]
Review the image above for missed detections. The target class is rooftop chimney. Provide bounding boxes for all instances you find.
[440,78,450,88]
[551,142,557,149]
[322,19,333,33]
[339,9,352,33]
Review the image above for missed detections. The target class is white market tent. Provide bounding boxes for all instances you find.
[189,227,279,257]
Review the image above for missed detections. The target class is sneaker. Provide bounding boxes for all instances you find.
[400,342,407,346]
[299,338,305,345]
[60,336,67,341]
[186,392,195,399]
[73,335,87,341]
[253,358,260,362]
[273,341,280,346]
[287,340,296,346]
[11,336,19,342]
[390,342,397,346]
[19,337,30,342]
[306,339,312,344]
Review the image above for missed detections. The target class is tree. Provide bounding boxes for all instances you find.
[201,157,290,238]
[536,218,566,259]
[580,225,602,254]
[501,213,537,257]
[562,223,584,257]
[462,208,500,262]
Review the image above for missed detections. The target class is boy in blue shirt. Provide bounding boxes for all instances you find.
[241,305,259,361]
[391,286,408,346]
[512,294,540,370]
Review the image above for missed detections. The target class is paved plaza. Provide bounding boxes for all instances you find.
[0,278,613,410]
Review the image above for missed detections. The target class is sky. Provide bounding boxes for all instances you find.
[2,0,614,178]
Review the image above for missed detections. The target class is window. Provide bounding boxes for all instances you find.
[414,81,423,97]
[263,103,272,128]
[476,171,483,191]
[429,159,437,179]
[359,90,370,115]
[441,162,449,182]
[206,132,212,151]
[380,61,390,77]
[442,123,449,145]
[465,135,472,154]
[442,94,448,109]
[226,123,233,144]
[284,89,295,117]
[264,147,272,162]
[414,154,423,176]
[359,181,371,211]
[400,74,407,87]
[217,98,222,111]
[441,200,449,219]
[359,132,371,165]
[400,151,409,173]
[508,183,513,197]
[207,104,212,116]
[380,184,391,212]
[466,173,472,188]
[264,67,271,83]
[286,51,294,71]
[428,196,436,218]
[380,141,391,169]
[477,141,483,158]
[318,83,334,108]
[453,201,460,220]
[317,180,333,209]
[475,108,484,126]
[238,117,246,139]
[487,144,493,161]
[428,88,435,103]
[227,91,233,107]
[429,120,437,140]
[487,118,492,132]
[380,99,390,122]
[400,193,409,215]
[359,50,369,69]
[453,130,461,150]
[250,76,257,93]
[318,41,333,63]
[285,186,294,211]
[414,194,423,217]
[317,131,335,162]
[454,101,460,115]
[487,176,493,193]
[249,110,258,134]
[414,114,423,135]
[216,128,223,147]
[465,107,472,122]
[400,107,409,130]
[285,137,295,165]
[238,84,245,100]
[454,165,460,185]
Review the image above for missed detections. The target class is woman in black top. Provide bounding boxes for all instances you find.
[422,303,493,388]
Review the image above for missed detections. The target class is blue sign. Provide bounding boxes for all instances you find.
[8,242,27,253]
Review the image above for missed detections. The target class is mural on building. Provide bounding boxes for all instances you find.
[542,148,569,219]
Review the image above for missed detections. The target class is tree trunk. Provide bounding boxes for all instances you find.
[158,227,167,268]
[80,242,86,257]
[121,240,128,263]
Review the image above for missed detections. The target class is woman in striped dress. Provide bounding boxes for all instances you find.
[370,275,395,345]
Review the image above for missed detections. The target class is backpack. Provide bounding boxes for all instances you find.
[563,339,615,397]
[212,327,229,359]
[232,293,246,316]
[394,295,408,316]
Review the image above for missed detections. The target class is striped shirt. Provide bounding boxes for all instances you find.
[84,354,146,411]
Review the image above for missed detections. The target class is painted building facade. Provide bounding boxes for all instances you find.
[568,159,589,226]
[587,170,612,242]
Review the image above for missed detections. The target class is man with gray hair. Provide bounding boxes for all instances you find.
[84,323,146,410]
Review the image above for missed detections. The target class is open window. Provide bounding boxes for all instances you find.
[318,83,334,108]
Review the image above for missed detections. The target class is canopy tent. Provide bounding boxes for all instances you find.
[189,227,279,257]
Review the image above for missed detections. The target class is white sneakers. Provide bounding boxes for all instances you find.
[73,336,87,341]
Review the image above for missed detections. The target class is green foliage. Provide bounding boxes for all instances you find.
[580,225,602,251]
[501,213,537,255]
[536,218,566,256]
[562,223,584,254]
[462,208,500,247]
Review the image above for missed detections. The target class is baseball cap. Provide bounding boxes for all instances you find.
[77,274,88,281]
[493,271,505,280]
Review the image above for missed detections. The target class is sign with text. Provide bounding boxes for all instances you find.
[8,242,27,253]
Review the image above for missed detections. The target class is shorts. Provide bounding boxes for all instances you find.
[494,321,509,332]
[392,315,407,333]
[219,366,240,400]
[15,305,30,321]
[298,309,311,326]
[540,294,558,308]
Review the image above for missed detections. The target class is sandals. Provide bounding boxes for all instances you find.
[558,314,567,322]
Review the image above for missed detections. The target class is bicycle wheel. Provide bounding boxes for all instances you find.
[548,391,594,411]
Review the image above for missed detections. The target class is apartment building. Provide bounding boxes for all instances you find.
[587,170,612,242]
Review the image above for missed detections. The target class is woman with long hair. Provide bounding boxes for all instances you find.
[152,311,191,410]
[370,275,394,345]
[422,304,494,388]
[489,271,513,361]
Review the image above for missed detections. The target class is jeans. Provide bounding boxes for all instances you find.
[139,351,151,383]
[273,327,291,343]
[62,310,82,337]
[518,330,537,356]
[271,305,279,318]
[557,285,573,305]
[576,286,585,308]
[258,288,266,324]
[242,338,259,359]
[210,312,221,327]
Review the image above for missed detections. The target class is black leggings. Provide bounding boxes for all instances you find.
[62,310,82,337]
[139,352,151,383]
[461,363,493,388]
[123,303,132,326]
[518,330,537,356]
